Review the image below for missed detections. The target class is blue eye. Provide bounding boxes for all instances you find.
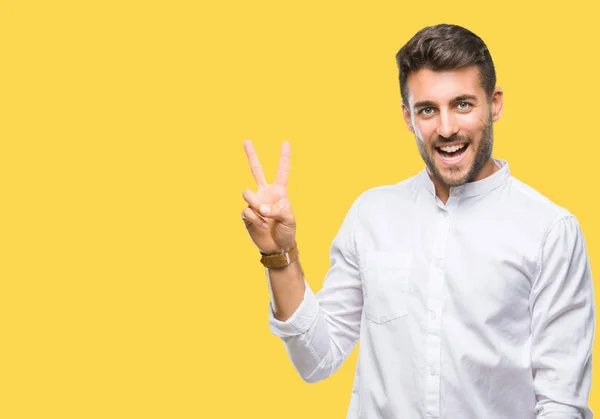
[419,107,434,115]
[457,102,471,110]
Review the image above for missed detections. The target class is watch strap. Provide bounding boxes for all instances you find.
[260,244,298,269]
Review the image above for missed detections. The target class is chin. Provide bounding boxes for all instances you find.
[433,163,467,185]
[441,175,469,187]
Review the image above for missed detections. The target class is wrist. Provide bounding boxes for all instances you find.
[261,241,297,256]
[260,243,298,269]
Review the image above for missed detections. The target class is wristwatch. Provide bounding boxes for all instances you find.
[260,244,298,269]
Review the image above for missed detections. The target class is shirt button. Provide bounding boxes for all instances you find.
[435,258,444,268]
[429,368,436,376]
[429,310,436,320]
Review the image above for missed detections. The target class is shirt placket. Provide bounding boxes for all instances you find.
[424,207,450,418]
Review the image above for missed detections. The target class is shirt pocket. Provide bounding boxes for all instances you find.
[361,251,412,325]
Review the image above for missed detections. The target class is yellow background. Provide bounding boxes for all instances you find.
[1,0,598,417]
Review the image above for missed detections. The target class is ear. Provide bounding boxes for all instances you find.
[490,87,504,122]
[401,102,415,134]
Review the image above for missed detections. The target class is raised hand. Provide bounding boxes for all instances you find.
[241,140,296,255]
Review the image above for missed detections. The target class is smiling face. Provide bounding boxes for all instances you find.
[402,65,503,190]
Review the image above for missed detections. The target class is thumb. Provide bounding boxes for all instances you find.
[258,199,294,224]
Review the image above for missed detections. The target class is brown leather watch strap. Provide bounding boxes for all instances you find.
[260,244,299,269]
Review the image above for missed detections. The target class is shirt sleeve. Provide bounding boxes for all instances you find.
[267,197,364,383]
[530,216,595,419]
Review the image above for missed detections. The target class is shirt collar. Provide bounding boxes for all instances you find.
[419,159,511,199]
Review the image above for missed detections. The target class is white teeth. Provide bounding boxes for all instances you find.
[439,144,466,153]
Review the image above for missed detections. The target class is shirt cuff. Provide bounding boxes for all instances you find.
[268,280,319,338]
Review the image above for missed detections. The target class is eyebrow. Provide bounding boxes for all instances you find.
[413,95,479,109]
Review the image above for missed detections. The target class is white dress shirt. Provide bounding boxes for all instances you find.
[268,159,595,419]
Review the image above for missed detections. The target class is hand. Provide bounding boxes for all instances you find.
[241,140,296,255]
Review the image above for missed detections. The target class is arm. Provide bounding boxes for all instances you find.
[530,216,595,419]
[240,140,363,382]
[268,198,363,383]
[266,257,306,322]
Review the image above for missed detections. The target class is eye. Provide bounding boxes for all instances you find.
[457,102,472,110]
[418,107,435,115]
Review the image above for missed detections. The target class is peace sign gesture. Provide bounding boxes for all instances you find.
[241,140,296,255]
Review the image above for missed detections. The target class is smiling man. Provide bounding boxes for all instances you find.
[241,24,595,419]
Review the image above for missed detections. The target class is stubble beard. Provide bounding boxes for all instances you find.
[416,114,494,188]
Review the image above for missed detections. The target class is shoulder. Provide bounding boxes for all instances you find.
[506,176,573,220]
[502,175,584,256]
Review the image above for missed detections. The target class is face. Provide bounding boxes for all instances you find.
[402,66,503,187]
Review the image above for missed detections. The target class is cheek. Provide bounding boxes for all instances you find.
[413,120,436,144]
[460,112,487,133]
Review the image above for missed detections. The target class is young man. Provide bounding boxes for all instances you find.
[241,24,595,419]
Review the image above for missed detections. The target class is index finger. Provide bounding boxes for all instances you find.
[243,140,268,187]
[274,141,291,186]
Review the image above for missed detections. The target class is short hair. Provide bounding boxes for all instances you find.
[396,24,496,106]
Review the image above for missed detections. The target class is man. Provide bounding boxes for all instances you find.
[240,24,595,419]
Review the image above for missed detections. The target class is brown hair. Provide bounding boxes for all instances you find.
[396,24,496,106]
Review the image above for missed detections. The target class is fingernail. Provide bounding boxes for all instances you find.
[262,222,269,229]
[260,205,270,214]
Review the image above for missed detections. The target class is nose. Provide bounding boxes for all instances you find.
[436,109,459,139]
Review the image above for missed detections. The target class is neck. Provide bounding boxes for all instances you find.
[431,158,499,204]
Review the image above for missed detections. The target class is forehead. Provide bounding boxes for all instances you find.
[406,65,485,105]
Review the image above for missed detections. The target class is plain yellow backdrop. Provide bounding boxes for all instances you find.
[1,0,599,417]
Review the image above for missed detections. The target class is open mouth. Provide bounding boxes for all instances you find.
[435,143,469,165]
